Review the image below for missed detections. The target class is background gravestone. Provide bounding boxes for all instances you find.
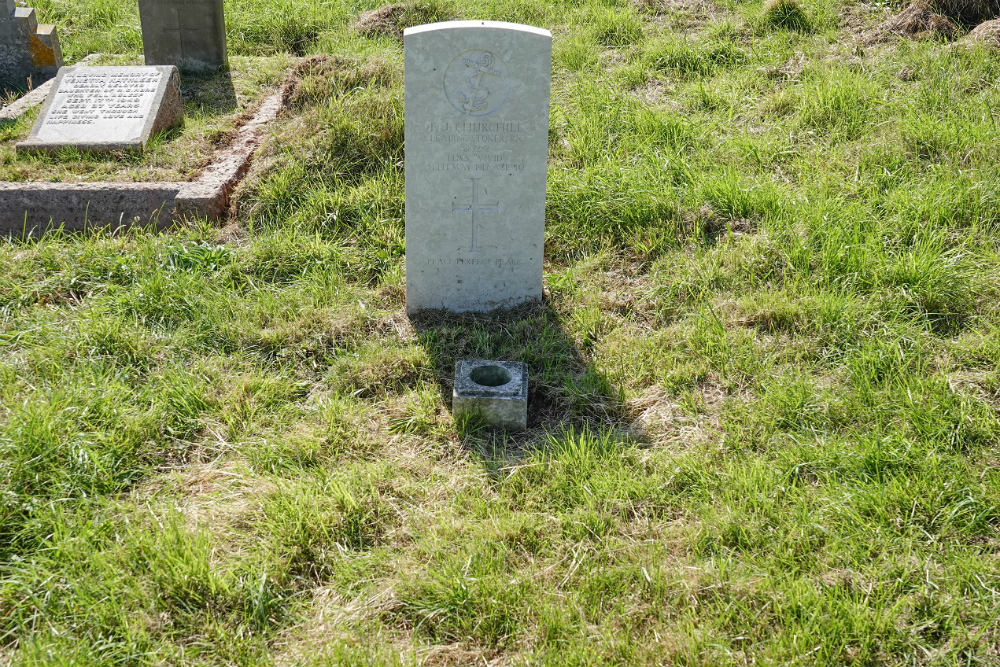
[0,0,62,92]
[17,66,183,153]
[138,0,229,72]
[404,21,552,314]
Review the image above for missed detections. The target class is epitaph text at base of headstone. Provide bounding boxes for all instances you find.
[404,21,552,314]
[17,66,184,154]
[138,0,229,72]
[0,0,62,92]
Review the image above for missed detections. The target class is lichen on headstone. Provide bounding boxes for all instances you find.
[0,0,62,92]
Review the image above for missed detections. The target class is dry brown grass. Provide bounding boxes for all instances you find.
[965,17,1000,44]
[865,1,961,43]
[629,384,726,450]
[632,0,717,16]
[355,2,458,41]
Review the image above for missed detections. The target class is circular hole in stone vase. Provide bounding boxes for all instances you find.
[469,365,512,387]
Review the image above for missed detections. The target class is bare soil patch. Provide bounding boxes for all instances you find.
[355,2,456,41]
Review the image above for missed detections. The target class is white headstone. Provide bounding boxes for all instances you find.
[404,21,552,315]
[16,65,184,154]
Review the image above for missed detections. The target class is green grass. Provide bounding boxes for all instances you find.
[2,0,1000,665]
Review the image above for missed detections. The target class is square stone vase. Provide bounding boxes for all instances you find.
[453,360,528,430]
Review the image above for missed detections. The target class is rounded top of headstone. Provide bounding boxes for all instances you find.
[404,20,551,39]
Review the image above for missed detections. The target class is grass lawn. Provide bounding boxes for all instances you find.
[2,0,1000,665]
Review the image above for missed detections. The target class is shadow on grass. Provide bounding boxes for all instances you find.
[0,77,35,103]
[410,299,643,461]
[181,69,239,115]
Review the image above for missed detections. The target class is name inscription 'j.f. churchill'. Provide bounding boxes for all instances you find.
[405,21,552,314]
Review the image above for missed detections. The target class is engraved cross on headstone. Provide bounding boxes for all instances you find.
[452,178,500,252]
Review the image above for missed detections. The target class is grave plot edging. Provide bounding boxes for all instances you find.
[0,56,298,236]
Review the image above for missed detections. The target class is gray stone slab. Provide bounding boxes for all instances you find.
[0,0,62,92]
[16,65,184,154]
[404,21,552,314]
[0,182,180,234]
[138,0,228,72]
[453,359,528,430]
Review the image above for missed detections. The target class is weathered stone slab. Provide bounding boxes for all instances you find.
[138,0,229,72]
[0,0,62,92]
[16,66,184,154]
[404,21,552,314]
[0,182,181,233]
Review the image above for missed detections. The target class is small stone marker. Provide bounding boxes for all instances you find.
[453,360,528,430]
[17,66,184,154]
[138,0,229,72]
[404,21,552,314]
[0,0,62,92]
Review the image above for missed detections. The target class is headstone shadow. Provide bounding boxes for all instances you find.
[401,22,642,469]
[179,69,238,115]
[410,299,640,462]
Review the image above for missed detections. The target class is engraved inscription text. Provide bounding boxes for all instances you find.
[44,71,162,127]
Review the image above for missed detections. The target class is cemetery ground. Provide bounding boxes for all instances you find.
[2,0,1000,665]
[0,55,294,182]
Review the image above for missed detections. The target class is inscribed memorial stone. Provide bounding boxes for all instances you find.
[138,0,228,72]
[17,66,184,154]
[0,0,62,92]
[404,21,552,314]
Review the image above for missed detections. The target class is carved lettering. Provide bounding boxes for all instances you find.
[43,71,162,127]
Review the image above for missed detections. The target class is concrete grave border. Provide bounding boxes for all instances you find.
[0,56,299,235]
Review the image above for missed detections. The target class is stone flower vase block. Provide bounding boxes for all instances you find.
[453,360,529,430]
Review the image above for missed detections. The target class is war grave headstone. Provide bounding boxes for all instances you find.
[0,0,62,92]
[16,65,184,154]
[404,21,552,314]
[138,0,229,72]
